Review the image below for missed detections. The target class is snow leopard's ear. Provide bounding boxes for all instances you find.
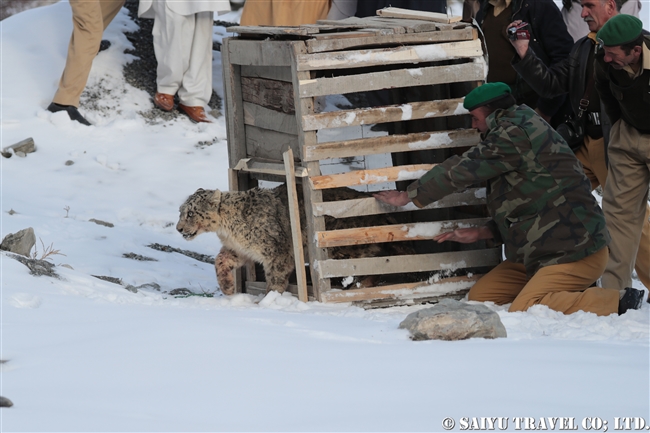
[209,189,222,211]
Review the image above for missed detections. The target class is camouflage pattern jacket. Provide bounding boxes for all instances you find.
[406,104,610,276]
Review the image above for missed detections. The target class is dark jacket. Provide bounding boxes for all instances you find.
[407,104,609,276]
[594,34,650,134]
[475,0,573,117]
[511,35,612,147]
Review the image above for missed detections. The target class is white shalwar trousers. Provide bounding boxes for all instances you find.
[152,2,213,106]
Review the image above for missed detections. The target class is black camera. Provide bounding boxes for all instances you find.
[507,22,531,41]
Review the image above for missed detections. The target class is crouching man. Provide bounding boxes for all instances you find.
[374,82,644,316]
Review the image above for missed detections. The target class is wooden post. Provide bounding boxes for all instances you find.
[290,41,331,300]
[283,148,309,302]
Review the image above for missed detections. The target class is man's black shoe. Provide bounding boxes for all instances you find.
[618,287,644,315]
[47,103,91,126]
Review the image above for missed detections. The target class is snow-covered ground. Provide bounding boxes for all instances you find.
[1,2,649,431]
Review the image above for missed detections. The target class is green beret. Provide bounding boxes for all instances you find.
[597,14,643,47]
[463,82,512,111]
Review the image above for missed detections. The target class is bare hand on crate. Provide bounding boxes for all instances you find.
[373,190,410,207]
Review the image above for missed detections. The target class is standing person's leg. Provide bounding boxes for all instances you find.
[53,0,104,107]
[99,0,125,30]
[467,260,528,305]
[509,247,618,316]
[583,135,650,290]
[601,121,650,291]
[177,11,214,107]
[152,1,192,100]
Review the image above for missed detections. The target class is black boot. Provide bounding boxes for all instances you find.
[618,287,644,315]
[47,103,91,126]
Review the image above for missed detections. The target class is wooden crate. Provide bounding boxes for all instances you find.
[222,10,501,307]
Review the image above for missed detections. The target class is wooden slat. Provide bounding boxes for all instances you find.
[227,39,295,67]
[243,102,298,135]
[355,288,470,308]
[304,129,478,161]
[240,65,293,83]
[376,7,463,24]
[316,218,490,248]
[226,25,318,36]
[302,98,466,131]
[316,17,404,33]
[296,39,482,71]
[234,157,307,178]
[311,30,383,40]
[317,248,502,278]
[222,38,246,170]
[290,42,332,300]
[310,164,434,189]
[284,149,309,302]
[313,188,486,218]
[321,275,481,303]
[241,76,295,114]
[298,61,485,97]
[305,28,477,53]
[245,125,300,160]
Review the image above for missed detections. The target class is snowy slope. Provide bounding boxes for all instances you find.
[0,2,648,431]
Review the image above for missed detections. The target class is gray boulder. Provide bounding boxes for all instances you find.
[0,227,36,257]
[399,299,507,341]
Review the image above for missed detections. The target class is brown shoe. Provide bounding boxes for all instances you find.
[154,93,174,112]
[178,104,212,123]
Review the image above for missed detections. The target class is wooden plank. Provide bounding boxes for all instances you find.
[290,42,332,300]
[304,129,479,161]
[311,30,383,40]
[241,76,295,114]
[245,125,300,160]
[321,274,481,303]
[362,16,439,33]
[316,17,403,33]
[226,25,318,36]
[310,164,434,189]
[298,61,485,97]
[305,27,477,53]
[376,7,463,24]
[234,157,307,178]
[222,38,247,170]
[354,288,470,308]
[227,39,294,67]
[313,188,486,218]
[316,218,490,248]
[302,98,466,131]
[283,149,309,302]
[296,39,482,71]
[240,65,293,83]
[317,248,502,278]
[243,102,298,135]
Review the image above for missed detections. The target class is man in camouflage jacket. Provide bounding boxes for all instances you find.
[375,83,643,316]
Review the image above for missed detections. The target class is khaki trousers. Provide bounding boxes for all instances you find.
[53,0,125,107]
[601,120,650,290]
[468,247,619,316]
[240,0,330,26]
[577,135,650,290]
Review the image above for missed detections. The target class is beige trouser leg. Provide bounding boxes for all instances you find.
[577,135,650,289]
[601,121,650,291]
[152,3,213,107]
[240,0,330,26]
[53,0,125,107]
[468,248,619,316]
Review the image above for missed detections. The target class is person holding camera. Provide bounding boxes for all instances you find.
[473,0,573,125]
[506,0,650,293]
[374,83,644,316]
